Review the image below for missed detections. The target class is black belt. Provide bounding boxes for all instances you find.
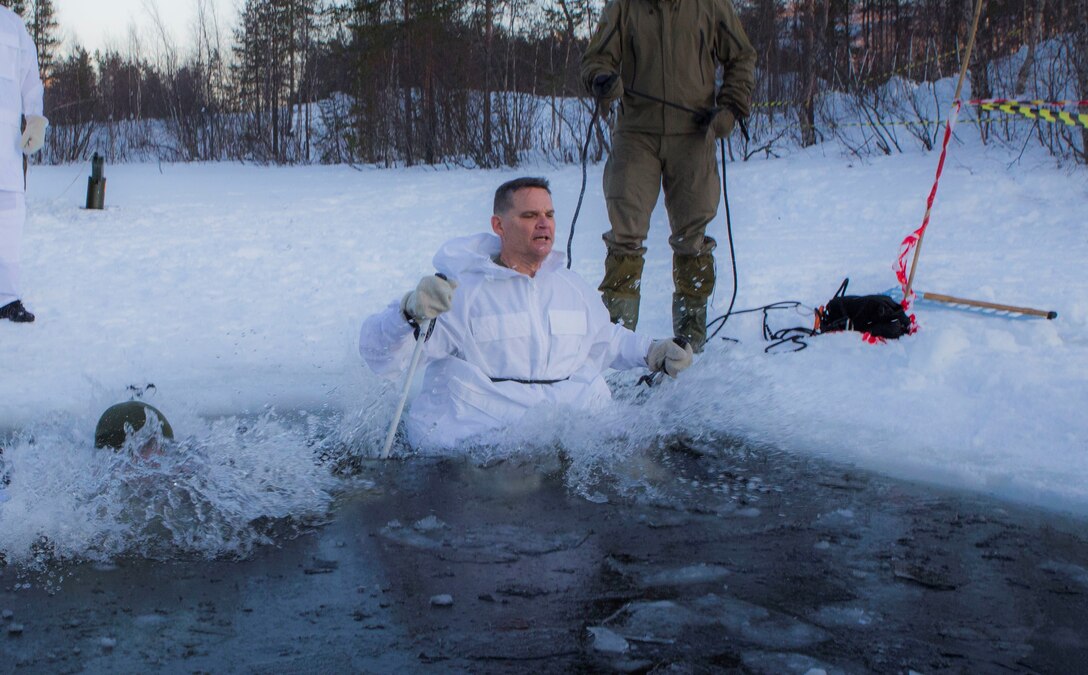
[490,376,570,385]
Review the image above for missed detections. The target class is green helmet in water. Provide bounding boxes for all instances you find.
[94,401,174,450]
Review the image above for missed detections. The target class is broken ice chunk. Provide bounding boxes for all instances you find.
[587,626,630,654]
[430,594,454,607]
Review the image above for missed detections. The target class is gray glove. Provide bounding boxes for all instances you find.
[21,115,47,154]
[401,274,458,323]
[646,338,694,378]
[591,72,621,102]
[694,107,735,140]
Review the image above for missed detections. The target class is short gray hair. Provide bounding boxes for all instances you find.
[493,177,551,215]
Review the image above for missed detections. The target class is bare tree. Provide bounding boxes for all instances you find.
[1075,0,1088,163]
[44,47,97,162]
[1015,0,1046,94]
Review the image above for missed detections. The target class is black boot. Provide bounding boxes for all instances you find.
[0,300,35,323]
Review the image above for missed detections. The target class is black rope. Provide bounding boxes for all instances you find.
[627,87,751,141]
[624,90,831,354]
[566,105,600,270]
[573,88,818,362]
[706,137,739,341]
[625,87,702,115]
[626,87,752,346]
[623,92,820,354]
[702,116,820,353]
[568,88,685,272]
[710,302,819,353]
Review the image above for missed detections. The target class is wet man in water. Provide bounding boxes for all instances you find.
[359,176,694,451]
[95,400,175,458]
[0,401,173,504]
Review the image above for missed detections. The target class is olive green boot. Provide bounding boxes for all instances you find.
[599,252,645,329]
[673,251,716,353]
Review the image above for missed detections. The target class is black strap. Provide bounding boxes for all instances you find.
[404,312,438,341]
[625,86,702,115]
[490,376,570,385]
[833,277,849,300]
[404,310,421,337]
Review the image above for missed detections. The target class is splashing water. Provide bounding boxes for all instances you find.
[0,410,339,568]
[0,358,799,571]
[329,362,777,508]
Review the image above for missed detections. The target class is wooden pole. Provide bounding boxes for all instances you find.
[918,291,1057,319]
[904,0,986,300]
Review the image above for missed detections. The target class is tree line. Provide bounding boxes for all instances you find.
[2,0,1085,166]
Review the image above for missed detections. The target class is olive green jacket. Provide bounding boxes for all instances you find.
[581,0,756,135]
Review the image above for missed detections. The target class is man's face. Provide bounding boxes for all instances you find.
[492,187,556,265]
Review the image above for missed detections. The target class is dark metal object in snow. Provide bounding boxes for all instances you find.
[86,153,106,210]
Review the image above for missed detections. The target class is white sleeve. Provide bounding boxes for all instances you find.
[359,299,458,380]
[603,320,654,371]
[19,23,43,117]
[359,300,418,380]
[577,274,653,371]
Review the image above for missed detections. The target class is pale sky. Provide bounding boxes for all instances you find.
[52,0,237,54]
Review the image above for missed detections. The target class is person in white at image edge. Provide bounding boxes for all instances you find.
[0,5,47,324]
[360,177,695,451]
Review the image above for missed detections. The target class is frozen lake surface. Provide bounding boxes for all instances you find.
[3,448,1087,672]
[1,139,1086,669]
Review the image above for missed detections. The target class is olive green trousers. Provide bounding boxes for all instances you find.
[599,131,720,350]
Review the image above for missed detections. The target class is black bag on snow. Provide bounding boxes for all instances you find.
[816,279,911,339]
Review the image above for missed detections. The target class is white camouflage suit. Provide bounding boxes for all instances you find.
[0,6,44,306]
[360,233,653,451]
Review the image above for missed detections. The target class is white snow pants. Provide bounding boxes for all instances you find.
[0,190,25,305]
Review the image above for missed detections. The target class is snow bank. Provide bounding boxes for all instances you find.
[2,136,1086,536]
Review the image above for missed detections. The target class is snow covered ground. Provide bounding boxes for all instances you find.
[1,133,1086,562]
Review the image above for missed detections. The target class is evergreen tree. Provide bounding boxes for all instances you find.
[26,0,60,82]
[233,0,319,162]
[45,47,96,161]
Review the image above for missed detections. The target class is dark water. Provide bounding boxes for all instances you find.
[2,445,1088,673]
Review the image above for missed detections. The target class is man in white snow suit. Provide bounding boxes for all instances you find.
[581,0,756,352]
[360,177,694,451]
[0,5,46,323]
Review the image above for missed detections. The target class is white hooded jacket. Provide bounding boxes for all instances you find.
[0,6,43,192]
[360,233,653,450]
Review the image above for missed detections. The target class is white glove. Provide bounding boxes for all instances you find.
[401,274,458,323]
[646,339,694,378]
[21,115,48,154]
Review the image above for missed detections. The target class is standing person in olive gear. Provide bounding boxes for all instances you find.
[0,4,47,323]
[581,0,755,352]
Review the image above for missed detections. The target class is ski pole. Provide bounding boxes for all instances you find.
[380,317,432,459]
[379,273,449,458]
